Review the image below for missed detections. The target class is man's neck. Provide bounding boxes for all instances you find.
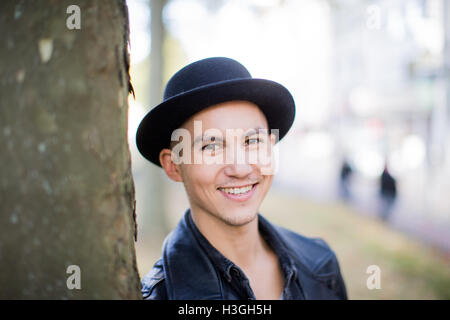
[190,207,268,269]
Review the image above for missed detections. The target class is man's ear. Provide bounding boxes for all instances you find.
[159,148,183,182]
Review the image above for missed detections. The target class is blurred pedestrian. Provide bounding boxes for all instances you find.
[339,158,353,201]
[379,163,397,221]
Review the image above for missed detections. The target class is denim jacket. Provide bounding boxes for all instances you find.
[141,209,347,300]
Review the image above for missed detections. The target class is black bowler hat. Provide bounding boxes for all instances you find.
[136,57,296,167]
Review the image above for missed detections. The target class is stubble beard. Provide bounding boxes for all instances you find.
[206,203,259,227]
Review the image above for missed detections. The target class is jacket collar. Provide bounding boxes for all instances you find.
[162,209,224,299]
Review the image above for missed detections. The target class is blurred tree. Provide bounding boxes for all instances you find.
[143,0,170,239]
[0,0,141,298]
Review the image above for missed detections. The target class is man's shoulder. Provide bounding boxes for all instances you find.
[141,258,168,300]
[273,223,340,276]
[273,223,348,299]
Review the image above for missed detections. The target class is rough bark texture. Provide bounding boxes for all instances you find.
[0,0,141,299]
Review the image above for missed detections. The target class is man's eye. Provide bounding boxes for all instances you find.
[246,137,262,145]
[202,143,219,151]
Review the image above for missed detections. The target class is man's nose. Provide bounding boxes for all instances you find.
[223,144,253,177]
[223,163,253,178]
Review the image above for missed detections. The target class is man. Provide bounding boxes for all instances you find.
[137,57,347,300]
[379,162,397,221]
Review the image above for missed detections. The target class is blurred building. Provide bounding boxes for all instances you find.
[331,0,449,175]
[328,0,450,250]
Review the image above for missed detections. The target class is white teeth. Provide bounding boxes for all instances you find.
[220,185,253,195]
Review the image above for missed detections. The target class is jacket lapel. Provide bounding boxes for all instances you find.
[162,210,224,299]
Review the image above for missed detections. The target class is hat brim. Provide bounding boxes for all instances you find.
[136,78,295,167]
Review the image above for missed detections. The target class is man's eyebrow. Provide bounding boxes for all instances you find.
[192,134,224,147]
[192,127,268,146]
[244,127,269,136]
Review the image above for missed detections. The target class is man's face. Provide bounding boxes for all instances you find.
[174,100,276,227]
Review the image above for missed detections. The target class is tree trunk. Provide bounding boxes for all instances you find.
[0,0,141,299]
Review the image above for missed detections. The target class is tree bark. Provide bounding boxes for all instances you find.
[0,0,141,299]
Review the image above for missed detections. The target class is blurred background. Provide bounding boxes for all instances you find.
[126,0,450,299]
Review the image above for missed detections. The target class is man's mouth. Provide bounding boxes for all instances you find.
[217,183,258,201]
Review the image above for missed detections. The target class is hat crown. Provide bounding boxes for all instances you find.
[163,57,252,101]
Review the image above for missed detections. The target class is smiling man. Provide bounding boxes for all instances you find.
[137,57,347,300]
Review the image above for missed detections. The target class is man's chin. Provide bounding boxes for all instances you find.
[219,210,258,227]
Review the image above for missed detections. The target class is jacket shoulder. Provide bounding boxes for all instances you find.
[276,225,335,272]
[141,258,168,300]
[276,226,348,299]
